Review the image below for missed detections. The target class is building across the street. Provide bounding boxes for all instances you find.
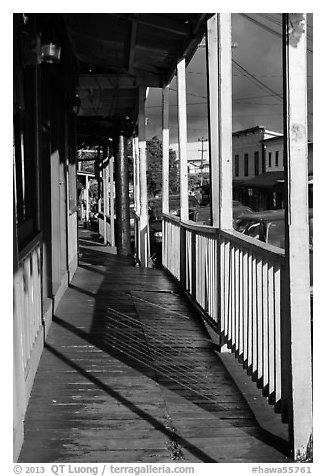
[169,127,312,211]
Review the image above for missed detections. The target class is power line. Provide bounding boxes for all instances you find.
[240,13,281,39]
[240,13,313,53]
[232,60,283,101]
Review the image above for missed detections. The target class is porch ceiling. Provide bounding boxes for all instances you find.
[62,13,210,146]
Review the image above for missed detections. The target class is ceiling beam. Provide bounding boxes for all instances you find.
[112,13,191,37]
[128,18,138,73]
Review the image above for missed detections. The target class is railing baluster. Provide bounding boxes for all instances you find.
[252,256,258,378]
[256,257,263,386]
[247,251,253,373]
[238,245,244,360]
[230,244,235,350]
[263,259,269,394]
[242,249,248,367]
[223,239,230,340]
[268,263,276,403]
[274,265,282,407]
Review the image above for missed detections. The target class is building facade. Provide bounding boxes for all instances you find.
[232,126,282,180]
[263,135,313,175]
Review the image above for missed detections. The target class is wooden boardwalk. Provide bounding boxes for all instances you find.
[18,229,291,463]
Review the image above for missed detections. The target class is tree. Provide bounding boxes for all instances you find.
[146,136,178,197]
[89,179,98,202]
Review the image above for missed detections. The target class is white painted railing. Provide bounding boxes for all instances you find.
[162,217,286,411]
[68,211,78,269]
[162,214,180,280]
[134,212,140,260]
[14,236,43,372]
[220,229,285,407]
[98,213,114,245]
[183,224,219,322]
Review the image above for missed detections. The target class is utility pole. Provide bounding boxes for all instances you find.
[198,137,208,186]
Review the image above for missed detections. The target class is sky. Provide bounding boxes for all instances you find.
[145,13,313,144]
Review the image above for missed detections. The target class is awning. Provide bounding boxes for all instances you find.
[241,171,285,189]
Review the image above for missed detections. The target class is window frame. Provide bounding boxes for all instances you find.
[244,153,249,177]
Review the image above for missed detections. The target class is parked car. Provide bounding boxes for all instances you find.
[234,208,313,290]
[234,209,287,247]
[148,194,199,220]
[194,201,254,226]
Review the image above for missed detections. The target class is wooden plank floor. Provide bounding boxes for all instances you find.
[19,229,291,463]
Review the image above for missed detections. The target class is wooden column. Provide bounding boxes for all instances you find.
[103,159,108,246]
[132,135,140,258]
[103,167,108,246]
[97,147,102,222]
[85,174,90,223]
[207,14,233,352]
[132,137,137,214]
[282,13,312,461]
[206,14,219,228]
[207,14,233,230]
[109,156,115,247]
[219,13,233,230]
[177,58,189,222]
[162,85,170,215]
[133,136,140,216]
[115,134,131,255]
[138,86,148,267]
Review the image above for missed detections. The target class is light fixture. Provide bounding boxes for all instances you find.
[71,94,81,115]
[40,14,62,64]
[41,42,61,63]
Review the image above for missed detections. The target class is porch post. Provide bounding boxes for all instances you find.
[162,85,170,215]
[96,147,102,224]
[138,86,149,267]
[109,155,115,247]
[206,14,233,352]
[134,135,140,216]
[206,14,220,228]
[177,58,189,222]
[177,58,188,287]
[102,147,108,246]
[133,135,140,258]
[116,133,131,255]
[282,13,312,461]
[132,137,137,214]
[218,13,233,230]
[85,174,90,224]
[207,14,233,229]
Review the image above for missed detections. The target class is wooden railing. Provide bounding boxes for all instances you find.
[15,235,43,372]
[219,229,285,408]
[98,213,114,245]
[162,216,286,412]
[68,210,78,270]
[162,214,180,280]
[134,212,140,260]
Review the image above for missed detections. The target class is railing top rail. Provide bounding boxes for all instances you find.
[162,214,284,261]
[181,220,219,236]
[18,231,42,263]
[162,213,181,225]
[220,228,285,261]
[162,213,218,236]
